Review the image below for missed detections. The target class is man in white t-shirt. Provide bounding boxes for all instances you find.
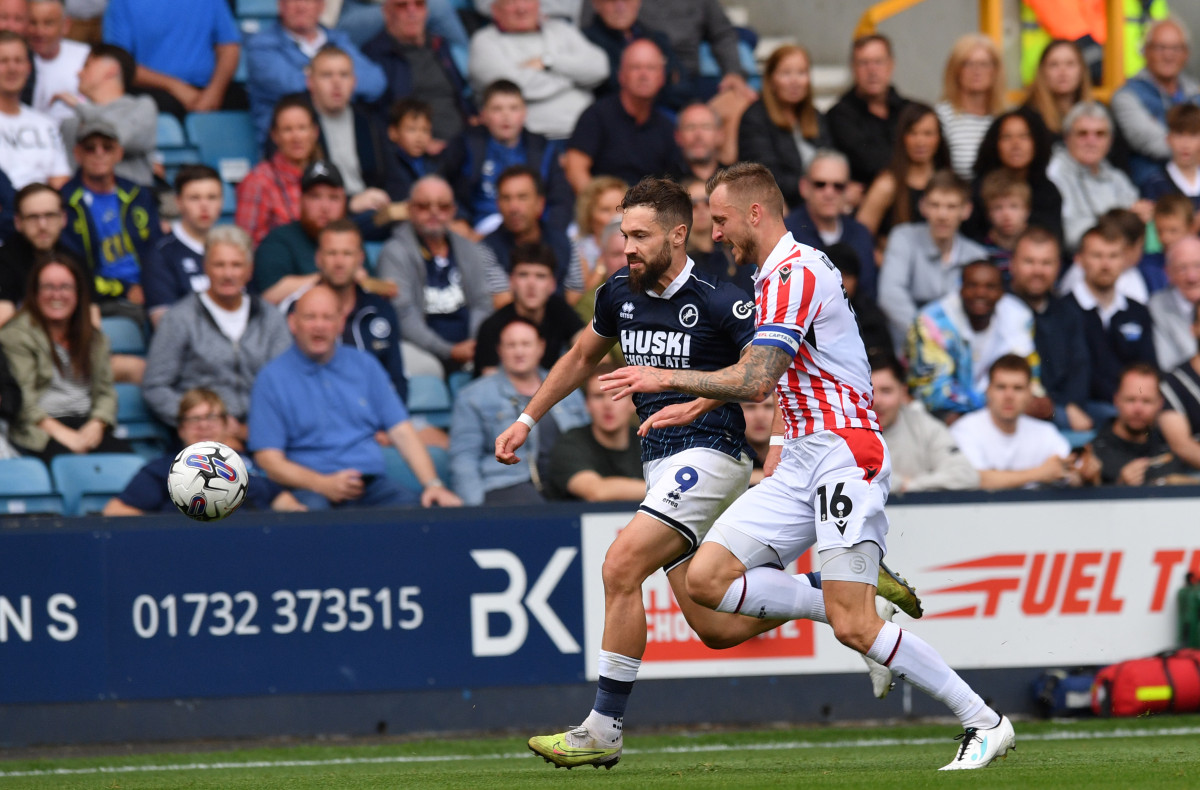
[950,354,1080,490]
[0,29,69,188]
[27,0,87,122]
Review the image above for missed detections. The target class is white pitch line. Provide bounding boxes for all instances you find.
[1,725,1199,779]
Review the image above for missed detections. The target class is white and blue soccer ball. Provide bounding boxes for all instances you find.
[168,441,249,521]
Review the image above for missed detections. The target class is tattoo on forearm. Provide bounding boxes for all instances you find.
[667,346,792,401]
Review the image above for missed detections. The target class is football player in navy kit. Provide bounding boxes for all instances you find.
[496,177,917,770]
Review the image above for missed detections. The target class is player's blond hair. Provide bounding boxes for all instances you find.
[706,162,786,219]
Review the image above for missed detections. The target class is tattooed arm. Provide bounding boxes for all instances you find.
[599,345,793,403]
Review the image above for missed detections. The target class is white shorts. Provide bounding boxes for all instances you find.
[705,428,891,571]
[639,447,752,572]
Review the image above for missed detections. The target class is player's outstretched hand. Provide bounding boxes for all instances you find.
[599,366,669,400]
[638,400,701,436]
[495,422,530,465]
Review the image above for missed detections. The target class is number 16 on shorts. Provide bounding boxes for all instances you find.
[814,478,870,547]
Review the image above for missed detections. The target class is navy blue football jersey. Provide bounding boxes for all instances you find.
[592,260,756,463]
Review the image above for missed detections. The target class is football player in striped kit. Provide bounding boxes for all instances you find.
[497,177,920,771]
[601,163,1016,771]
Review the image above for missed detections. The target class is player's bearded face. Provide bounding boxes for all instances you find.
[729,226,757,266]
[628,236,672,290]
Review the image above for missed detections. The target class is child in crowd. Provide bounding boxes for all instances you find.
[439,79,572,239]
[384,98,438,203]
[142,165,224,327]
[1058,209,1150,304]
[1140,195,1197,293]
[978,170,1031,274]
[1144,104,1200,212]
[876,169,988,355]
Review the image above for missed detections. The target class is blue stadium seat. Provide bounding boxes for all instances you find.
[238,0,278,18]
[185,111,259,184]
[221,180,237,223]
[50,453,145,516]
[156,113,186,147]
[101,315,146,355]
[406,375,452,429]
[113,382,170,446]
[364,241,383,272]
[446,369,472,401]
[0,457,64,516]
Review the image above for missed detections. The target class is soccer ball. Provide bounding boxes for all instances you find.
[168,441,249,521]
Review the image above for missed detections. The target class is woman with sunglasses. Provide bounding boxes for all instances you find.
[0,256,131,461]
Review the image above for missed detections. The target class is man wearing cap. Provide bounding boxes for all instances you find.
[255,159,396,306]
[56,43,157,187]
[59,116,162,317]
[0,29,70,189]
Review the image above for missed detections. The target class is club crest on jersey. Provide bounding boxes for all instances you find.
[620,301,635,319]
[779,264,792,284]
[732,299,754,319]
[678,304,699,328]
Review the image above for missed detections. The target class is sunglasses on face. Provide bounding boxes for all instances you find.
[411,200,454,212]
[811,180,847,192]
[81,140,117,153]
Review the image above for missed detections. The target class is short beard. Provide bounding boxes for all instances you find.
[731,233,758,266]
[628,238,673,291]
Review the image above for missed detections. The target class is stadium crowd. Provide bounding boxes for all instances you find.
[1,0,1200,513]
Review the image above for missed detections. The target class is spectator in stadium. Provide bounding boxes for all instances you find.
[142,165,224,327]
[375,174,501,376]
[284,218,409,404]
[784,149,877,300]
[1007,227,1093,432]
[1021,39,1093,139]
[950,354,1078,490]
[1057,208,1152,305]
[483,165,583,301]
[236,97,322,247]
[572,175,626,297]
[382,97,437,203]
[682,176,746,295]
[738,390,773,485]
[0,256,130,460]
[339,0,469,50]
[1111,17,1200,190]
[544,362,643,501]
[0,342,18,458]
[975,171,1032,270]
[966,107,1062,244]
[935,34,1006,181]
[245,0,387,146]
[1047,102,1150,252]
[574,214,628,323]
[856,101,951,237]
[250,284,461,510]
[438,79,572,236]
[825,242,890,358]
[102,388,307,516]
[143,225,291,439]
[906,260,1037,420]
[474,241,582,376]
[361,0,473,150]
[1159,303,1200,467]
[27,0,87,123]
[826,33,911,191]
[1092,363,1197,485]
[1142,104,1200,210]
[870,354,979,493]
[254,160,394,306]
[60,119,161,321]
[0,182,76,326]
[737,44,828,210]
[582,0,680,107]
[1139,194,1195,292]
[563,39,681,193]
[1150,236,1200,371]
[57,43,156,187]
[0,30,69,189]
[0,0,26,37]
[876,169,987,353]
[449,316,587,505]
[474,0,581,24]
[102,0,241,118]
[467,0,608,141]
[305,44,394,217]
[674,102,725,183]
[1064,223,1157,420]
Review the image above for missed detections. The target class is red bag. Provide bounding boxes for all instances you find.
[1091,649,1200,716]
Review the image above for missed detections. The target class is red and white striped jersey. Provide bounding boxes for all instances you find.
[751,233,879,438]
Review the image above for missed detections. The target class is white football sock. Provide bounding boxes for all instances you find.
[715,567,828,623]
[866,621,998,730]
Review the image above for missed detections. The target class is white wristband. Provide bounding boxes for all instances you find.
[517,413,537,429]
[769,435,785,446]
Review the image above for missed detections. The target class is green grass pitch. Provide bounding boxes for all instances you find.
[1,714,1197,789]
